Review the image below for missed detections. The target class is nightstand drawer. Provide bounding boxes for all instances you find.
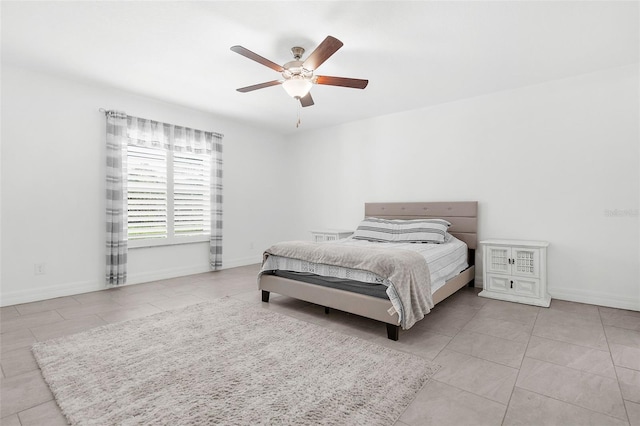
[513,278,540,298]
[487,275,511,293]
[487,275,540,298]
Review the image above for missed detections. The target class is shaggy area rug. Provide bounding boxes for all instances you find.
[33,297,438,425]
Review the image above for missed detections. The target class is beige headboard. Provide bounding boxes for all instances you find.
[364,201,478,250]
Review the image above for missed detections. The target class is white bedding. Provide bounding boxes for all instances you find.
[261,233,469,295]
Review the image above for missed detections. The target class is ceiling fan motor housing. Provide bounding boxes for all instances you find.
[283,46,313,81]
[282,60,313,80]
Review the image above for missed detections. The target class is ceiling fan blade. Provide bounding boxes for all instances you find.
[302,36,343,70]
[230,46,284,72]
[315,75,369,89]
[300,93,314,107]
[236,80,283,93]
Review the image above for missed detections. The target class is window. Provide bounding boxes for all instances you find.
[125,119,215,247]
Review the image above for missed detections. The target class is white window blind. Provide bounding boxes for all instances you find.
[174,152,211,237]
[127,145,168,240]
[124,120,213,247]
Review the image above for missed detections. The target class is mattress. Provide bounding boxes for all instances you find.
[261,233,469,295]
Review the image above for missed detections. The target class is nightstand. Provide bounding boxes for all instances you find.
[479,239,551,307]
[310,229,354,242]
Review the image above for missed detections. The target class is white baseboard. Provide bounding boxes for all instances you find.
[474,275,483,288]
[126,264,212,286]
[0,279,104,307]
[549,286,640,311]
[222,255,263,269]
[0,256,263,307]
[127,256,262,285]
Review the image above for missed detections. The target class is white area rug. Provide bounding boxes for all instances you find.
[33,297,438,425]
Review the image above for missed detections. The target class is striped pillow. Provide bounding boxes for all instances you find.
[353,217,451,244]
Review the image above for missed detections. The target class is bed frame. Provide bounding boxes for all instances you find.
[259,201,478,340]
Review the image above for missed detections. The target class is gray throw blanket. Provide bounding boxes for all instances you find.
[263,241,434,329]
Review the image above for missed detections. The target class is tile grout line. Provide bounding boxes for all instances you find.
[432,299,482,360]
[524,317,623,379]
[513,386,632,423]
[430,377,509,408]
[438,302,534,369]
[394,373,437,426]
[522,352,619,381]
[441,346,521,370]
[600,305,632,425]
[500,306,540,425]
[529,326,613,353]
[17,400,62,425]
[408,299,514,419]
[501,305,631,423]
[431,301,515,411]
[2,369,56,418]
[531,308,611,353]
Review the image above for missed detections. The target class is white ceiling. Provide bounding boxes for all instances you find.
[2,1,638,134]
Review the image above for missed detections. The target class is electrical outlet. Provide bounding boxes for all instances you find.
[34,263,46,275]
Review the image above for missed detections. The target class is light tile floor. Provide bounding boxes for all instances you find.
[1,264,639,425]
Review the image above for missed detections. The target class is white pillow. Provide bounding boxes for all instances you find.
[352,217,451,244]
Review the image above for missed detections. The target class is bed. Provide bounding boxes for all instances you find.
[258,201,478,340]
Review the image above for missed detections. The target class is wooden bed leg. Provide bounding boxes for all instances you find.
[324,307,330,314]
[386,324,400,341]
[261,290,270,303]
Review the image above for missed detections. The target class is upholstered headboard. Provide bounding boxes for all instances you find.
[364,202,478,250]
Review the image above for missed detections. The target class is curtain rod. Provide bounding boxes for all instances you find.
[98,108,224,138]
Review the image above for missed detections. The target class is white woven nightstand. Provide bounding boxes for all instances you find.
[479,239,550,307]
[310,229,354,243]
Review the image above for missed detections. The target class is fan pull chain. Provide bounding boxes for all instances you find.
[296,102,301,128]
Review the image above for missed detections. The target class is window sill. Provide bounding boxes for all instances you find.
[128,236,210,249]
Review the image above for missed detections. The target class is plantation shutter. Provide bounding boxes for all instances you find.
[173,152,211,236]
[126,145,168,240]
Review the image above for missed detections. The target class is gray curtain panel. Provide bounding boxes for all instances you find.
[173,124,224,269]
[106,111,128,286]
[209,133,223,270]
[127,116,171,149]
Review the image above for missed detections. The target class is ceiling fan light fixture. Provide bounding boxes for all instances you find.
[282,77,313,99]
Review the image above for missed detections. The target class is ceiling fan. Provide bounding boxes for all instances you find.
[231,36,368,107]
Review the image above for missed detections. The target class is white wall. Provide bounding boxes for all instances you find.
[2,63,638,310]
[283,64,640,311]
[1,64,289,306]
